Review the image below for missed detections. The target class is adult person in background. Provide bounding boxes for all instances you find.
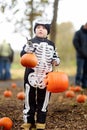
[0,40,14,80]
[73,23,87,88]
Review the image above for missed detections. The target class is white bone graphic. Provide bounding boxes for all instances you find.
[28,42,54,89]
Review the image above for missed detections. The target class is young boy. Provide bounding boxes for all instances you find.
[20,19,60,130]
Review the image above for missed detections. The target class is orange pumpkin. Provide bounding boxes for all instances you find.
[74,85,82,92]
[69,86,76,91]
[76,94,87,103]
[11,83,17,88]
[17,92,25,100]
[4,90,12,98]
[65,90,75,98]
[20,53,38,68]
[44,71,69,93]
[0,117,13,130]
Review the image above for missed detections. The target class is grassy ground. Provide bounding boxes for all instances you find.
[11,68,25,79]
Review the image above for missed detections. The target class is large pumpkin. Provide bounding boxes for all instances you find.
[20,53,38,68]
[0,117,13,130]
[44,71,69,93]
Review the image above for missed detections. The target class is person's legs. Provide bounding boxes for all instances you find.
[82,60,87,88]
[4,60,11,80]
[75,57,84,86]
[0,59,5,80]
[36,88,51,130]
[21,83,36,129]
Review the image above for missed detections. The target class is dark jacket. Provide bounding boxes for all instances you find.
[73,26,87,59]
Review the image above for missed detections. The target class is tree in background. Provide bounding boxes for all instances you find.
[21,0,51,37]
[56,22,75,66]
[50,0,59,44]
[0,0,55,38]
[0,0,76,65]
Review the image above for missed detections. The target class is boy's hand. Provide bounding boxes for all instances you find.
[24,44,34,53]
[24,44,30,52]
[52,60,58,66]
[52,58,60,66]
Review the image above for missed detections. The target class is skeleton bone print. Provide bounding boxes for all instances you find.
[28,42,54,89]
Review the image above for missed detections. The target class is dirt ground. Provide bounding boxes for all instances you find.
[0,77,87,130]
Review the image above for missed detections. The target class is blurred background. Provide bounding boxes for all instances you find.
[0,0,86,79]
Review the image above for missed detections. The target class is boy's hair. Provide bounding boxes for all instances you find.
[34,19,51,34]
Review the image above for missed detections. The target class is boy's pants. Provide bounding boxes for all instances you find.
[23,83,51,129]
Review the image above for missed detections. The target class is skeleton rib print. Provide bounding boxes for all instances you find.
[28,42,54,89]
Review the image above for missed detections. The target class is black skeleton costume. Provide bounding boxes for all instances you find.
[20,20,60,130]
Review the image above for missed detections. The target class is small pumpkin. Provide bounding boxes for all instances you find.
[44,71,69,93]
[11,83,17,88]
[69,86,76,91]
[4,90,12,98]
[20,53,38,68]
[17,92,25,100]
[76,94,87,103]
[0,117,13,130]
[65,90,75,98]
[74,85,82,92]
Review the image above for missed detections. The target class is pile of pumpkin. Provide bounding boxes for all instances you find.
[64,85,87,103]
[0,82,25,130]
[0,53,77,129]
[3,83,25,100]
[0,53,69,130]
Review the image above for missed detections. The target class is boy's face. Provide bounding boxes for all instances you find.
[84,23,87,29]
[35,25,48,38]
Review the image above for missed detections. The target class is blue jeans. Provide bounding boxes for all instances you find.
[0,58,11,80]
[75,57,84,86]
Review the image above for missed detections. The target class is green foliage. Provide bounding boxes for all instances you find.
[11,51,22,69]
[0,0,52,37]
[55,22,76,67]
